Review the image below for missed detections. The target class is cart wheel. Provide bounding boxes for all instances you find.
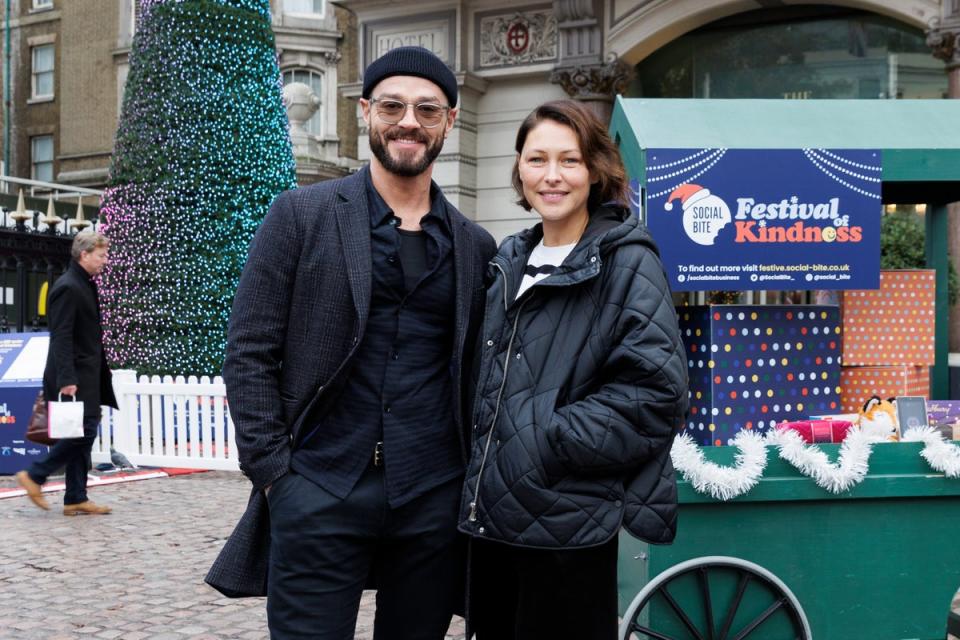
[619,556,812,640]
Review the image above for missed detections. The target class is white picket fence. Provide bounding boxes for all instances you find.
[91,371,239,471]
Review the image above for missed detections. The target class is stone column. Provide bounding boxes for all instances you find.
[549,0,632,122]
[926,4,960,352]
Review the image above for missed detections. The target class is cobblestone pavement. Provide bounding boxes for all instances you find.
[0,471,466,640]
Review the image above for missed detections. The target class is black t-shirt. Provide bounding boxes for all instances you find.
[397,228,428,292]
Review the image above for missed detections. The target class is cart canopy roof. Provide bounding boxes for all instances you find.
[610,98,960,202]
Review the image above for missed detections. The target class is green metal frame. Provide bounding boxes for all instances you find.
[618,443,960,638]
[610,98,960,398]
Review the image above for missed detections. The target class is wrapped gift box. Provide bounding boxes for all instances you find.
[839,365,930,414]
[678,305,842,446]
[926,400,960,440]
[842,270,935,366]
[776,419,854,444]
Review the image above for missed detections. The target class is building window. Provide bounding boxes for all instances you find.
[285,0,323,17]
[282,69,323,135]
[118,0,138,48]
[31,44,55,99]
[32,0,53,9]
[31,136,54,183]
[630,7,946,100]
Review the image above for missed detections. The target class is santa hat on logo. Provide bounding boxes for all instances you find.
[664,183,711,211]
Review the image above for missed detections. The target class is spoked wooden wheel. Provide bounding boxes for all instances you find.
[619,556,811,640]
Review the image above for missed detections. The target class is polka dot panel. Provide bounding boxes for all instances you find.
[841,270,935,366]
[678,305,842,446]
[839,365,930,414]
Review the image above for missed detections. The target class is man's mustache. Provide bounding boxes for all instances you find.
[382,128,430,144]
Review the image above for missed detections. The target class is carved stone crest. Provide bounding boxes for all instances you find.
[927,18,960,70]
[479,9,557,68]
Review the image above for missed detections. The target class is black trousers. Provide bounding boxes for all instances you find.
[27,415,100,505]
[266,465,464,640]
[470,535,619,640]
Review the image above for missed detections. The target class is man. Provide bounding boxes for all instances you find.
[16,231,118,515]
[206,46,496,640]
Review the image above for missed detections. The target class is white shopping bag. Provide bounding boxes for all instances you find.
[47,394,85,439]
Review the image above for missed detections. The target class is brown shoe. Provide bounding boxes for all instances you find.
[16,471,49,511]
[63,501,112,516]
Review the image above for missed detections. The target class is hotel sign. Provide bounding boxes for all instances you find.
[364,12,456,68]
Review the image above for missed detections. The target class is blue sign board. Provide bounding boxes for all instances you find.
[643,148,882,291]
[0,333,49,474]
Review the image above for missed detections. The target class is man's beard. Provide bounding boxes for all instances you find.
[369,126,444,177]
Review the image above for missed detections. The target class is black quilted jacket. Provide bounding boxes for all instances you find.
[458,206,688,549]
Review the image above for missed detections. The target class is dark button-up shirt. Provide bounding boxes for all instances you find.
[291,171,460,507]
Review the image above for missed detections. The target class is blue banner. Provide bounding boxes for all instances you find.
[0,333,49,473]
[643,148,882,291]
[0,386,48,474]
[0,333,48,386]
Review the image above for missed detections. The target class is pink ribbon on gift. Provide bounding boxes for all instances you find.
[776,419,855,444]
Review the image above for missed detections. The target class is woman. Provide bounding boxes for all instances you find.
[459,100,689,639]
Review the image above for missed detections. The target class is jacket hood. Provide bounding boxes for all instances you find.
[581,204,659,255]
[494,204,660,291]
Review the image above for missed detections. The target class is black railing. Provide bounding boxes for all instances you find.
[0,183,101,333]
[0,221,72,332]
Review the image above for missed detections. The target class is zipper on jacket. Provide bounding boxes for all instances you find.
[469,263,525,523]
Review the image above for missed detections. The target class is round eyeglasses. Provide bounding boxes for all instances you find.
[370,98,450,128]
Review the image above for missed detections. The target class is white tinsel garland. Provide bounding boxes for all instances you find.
[901,427,960,478]
[765,427,874,494]
[671,430,768,500]
[673,427,960,500]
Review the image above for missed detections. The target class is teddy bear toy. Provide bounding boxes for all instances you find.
[857,396,899,441]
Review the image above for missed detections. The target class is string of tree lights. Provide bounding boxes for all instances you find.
[98,0,296,375]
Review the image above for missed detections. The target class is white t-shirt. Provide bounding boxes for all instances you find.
[515,240,577,300]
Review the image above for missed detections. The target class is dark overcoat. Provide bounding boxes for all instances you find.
[43,260,118,417]
[206,166,496,597]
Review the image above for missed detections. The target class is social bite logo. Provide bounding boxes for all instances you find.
[664,184,730,246]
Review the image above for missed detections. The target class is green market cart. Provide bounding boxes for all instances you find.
[617,442,960,639]
[609,97,960,639]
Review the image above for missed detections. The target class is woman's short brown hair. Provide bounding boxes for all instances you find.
[511,100,629,212]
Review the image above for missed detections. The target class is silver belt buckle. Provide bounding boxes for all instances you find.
[374,441,384,467]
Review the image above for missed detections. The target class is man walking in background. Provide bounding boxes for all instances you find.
[207,46,496,639]
[17,231,118,515]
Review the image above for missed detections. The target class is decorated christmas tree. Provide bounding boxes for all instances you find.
[98,0,296,375]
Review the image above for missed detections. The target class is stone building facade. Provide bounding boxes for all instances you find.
[3,1,959,350]
[3,0,62,186]
[0,0,357,189]
[336,0,952,241]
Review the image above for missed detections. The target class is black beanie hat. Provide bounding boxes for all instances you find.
[362,46,458,107]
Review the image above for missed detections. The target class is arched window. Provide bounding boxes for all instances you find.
[630,7,946,100]
[282,69,323,136]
